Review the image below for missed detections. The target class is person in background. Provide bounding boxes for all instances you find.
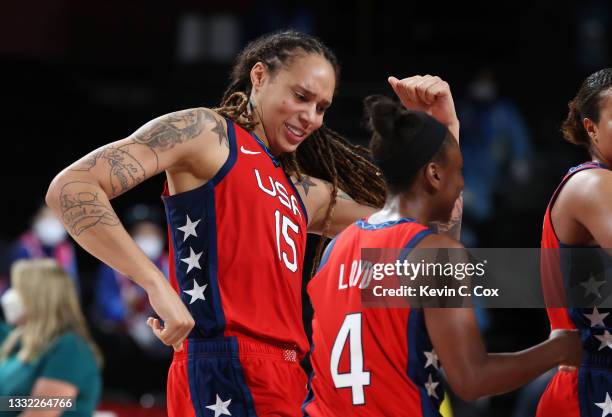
[93,204,169,346]
[9,204,79,288]
[0,259,102,417]
[91,204,170,399]
[457,69,532,246]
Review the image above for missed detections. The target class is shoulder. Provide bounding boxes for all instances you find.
[290,175,332,220]
[292,175,354,209]
[418,232,464,249]
[155,108,232,181]
[559,167,612,206]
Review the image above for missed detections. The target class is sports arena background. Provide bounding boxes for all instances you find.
[0,1,610,416]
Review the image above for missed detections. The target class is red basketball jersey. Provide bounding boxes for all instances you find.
[541,161,607,329]
[304,218,443,417]
[162,119,309,356]
[538,161,612,417]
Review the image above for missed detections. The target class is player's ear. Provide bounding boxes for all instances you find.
[250,62,267,91]
[583,117,598,143]
[424,162,442,191]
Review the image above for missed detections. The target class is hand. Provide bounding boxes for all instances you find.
[549,329,582,368]
[388,75,459,140]
[144,276,195,351]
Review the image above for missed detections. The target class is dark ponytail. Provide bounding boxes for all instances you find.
[561,68,612,148]
[365,95,453,193]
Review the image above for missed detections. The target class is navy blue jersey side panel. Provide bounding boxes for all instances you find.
[163,182,227,337]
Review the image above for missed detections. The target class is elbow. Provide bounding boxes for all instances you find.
[46,170,70,211]
[447,369,482,402]
[45,174,61,210]
[453,385,480,402]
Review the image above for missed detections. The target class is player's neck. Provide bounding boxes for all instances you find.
[368,193,433,226]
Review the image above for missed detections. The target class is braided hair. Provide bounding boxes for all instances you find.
[213,31,386,273]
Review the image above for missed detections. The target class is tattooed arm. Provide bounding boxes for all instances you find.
[46,108,229,349]
[294,175,377,237]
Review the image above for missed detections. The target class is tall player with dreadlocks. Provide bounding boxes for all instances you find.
[46,31,461,417]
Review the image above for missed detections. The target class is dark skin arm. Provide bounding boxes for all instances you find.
[419,234,581,401]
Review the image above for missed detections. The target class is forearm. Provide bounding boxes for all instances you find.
[446,118,460,143]
[46,173,162,290]
[464,338,563,400]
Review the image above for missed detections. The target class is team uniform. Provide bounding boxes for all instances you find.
[303,217,444,417]
[539,161,612,417]
[162,119,309,417]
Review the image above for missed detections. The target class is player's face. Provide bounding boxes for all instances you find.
[257,53,335,154]
[592,91,612,163]
[434,144,464,222]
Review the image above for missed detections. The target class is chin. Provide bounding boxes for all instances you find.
[276,139,301,155]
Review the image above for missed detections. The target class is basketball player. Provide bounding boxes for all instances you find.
[538,68,612,417]
[45,31,461,416]
[303,95,581,416]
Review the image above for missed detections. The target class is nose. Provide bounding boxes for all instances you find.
[299,104,320,128]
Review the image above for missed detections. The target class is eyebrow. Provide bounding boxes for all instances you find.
[297,85,332,107]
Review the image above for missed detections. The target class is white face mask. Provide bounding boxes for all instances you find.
[469,80,497,103]
[33,217,67,247]
[1,288,26,325]
[134,236,163,260]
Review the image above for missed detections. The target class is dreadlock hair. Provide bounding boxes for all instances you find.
[213,31,386,274]
[562,68,612,151]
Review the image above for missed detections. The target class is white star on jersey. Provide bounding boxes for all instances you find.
[581,274,606,298]
[206,394,232,417]
[585,307,609,328]
[595,392,612,417]
[424,350,440,370]
[595,330,612,351]
[177,215,200,242]
[424,374,439,399]
[184,279,207,304]
[181,247,202,273]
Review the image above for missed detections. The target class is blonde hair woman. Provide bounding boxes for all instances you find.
[0,259,102,417]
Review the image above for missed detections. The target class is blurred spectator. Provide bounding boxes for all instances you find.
[576,0,610,72]
[0,259,102,417]
[9,204,79,288]
[457,69,533,245]
[0,239,10,297]
[90,204,170,398]
[93,204,169,355]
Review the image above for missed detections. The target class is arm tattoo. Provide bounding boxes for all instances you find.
[429,192,463,240]
[59,182,120,236]
[294,175,354,201]
[70,144,151,198]
[336,189,354,201]
[210,116,229,149]
[294,175,317,195]
[132,108,208,151]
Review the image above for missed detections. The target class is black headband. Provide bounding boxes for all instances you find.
[375,113,449,181]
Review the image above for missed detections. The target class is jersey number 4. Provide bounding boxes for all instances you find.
[330,313,371,405]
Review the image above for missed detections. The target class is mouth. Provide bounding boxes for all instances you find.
[284,122,306,145]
